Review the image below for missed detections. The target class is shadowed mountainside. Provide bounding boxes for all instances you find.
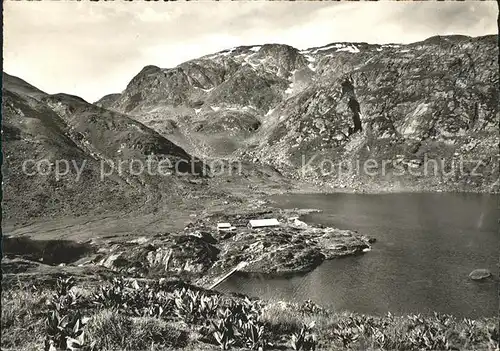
[2,73,207,223]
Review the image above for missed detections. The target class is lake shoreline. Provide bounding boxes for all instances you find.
[276,185,500,195]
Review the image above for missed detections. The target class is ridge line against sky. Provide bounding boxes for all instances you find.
[3,1,498,102]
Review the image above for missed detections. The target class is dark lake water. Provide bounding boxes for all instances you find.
[218,193,499,318]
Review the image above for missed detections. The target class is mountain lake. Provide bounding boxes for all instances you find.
[218,192,499,318]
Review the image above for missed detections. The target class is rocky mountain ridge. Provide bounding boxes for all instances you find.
[98,34,499,192]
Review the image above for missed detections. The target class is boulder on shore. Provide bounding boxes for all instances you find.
[469,269,492,281]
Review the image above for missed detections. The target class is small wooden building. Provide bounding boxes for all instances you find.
[217,223,235,232]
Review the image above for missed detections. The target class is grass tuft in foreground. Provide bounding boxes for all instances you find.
[1,275,498,350]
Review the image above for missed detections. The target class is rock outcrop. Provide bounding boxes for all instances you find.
[469,268,492,281]
[92,210,374,280]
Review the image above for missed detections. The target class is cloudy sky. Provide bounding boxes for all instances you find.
[4,1,497,102]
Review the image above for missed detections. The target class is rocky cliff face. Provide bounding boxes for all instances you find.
[101,35,498,192]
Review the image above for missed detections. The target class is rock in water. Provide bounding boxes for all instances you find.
[469,269,492,281]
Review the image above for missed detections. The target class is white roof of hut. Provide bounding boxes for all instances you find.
[248,218,280,228]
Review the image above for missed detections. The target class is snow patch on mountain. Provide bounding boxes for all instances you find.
[337,45,360,53]
[243,54,260,68]
[199,87,214,92]
[314,43,345,53]
[304,55,316,62]
[303,55,318,72]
